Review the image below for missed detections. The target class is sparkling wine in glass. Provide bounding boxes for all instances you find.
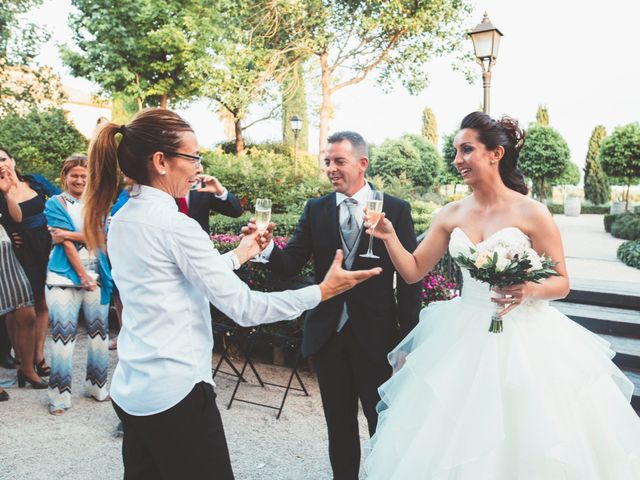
[360,190,384,259]
[251,198,272,263]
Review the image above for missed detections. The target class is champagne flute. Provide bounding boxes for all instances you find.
[360,190,384,259]
[250,198,272,263]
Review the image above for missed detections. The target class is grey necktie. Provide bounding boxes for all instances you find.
[340,198,359,253]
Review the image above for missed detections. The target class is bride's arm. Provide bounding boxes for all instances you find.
[495,203,570,314]
[525,204,570,300]
[367,206,452,284]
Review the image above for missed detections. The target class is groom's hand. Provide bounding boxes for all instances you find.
[318,250,382,301]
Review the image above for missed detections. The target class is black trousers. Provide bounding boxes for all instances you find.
[112,382,234,480]
[313,323,392,480]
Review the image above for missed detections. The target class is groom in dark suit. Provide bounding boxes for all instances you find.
[260,131,421,480]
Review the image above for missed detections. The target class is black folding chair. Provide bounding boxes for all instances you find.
[227,326,309,419]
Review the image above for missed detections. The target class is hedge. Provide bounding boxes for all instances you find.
[618,240,640,269]
[611,213,640,240]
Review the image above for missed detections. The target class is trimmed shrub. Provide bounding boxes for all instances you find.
[401,134,443,189]
[611,213,640,240]
[210,212,303,238]
[547,204,610,215]
[604,214,621,233]
[369,138,421,182]
[0,108,87,181]
[617,240,640,269]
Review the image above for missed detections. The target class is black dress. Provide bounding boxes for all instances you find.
[0,174,59,297]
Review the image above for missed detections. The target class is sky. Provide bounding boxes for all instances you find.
[31,0,640,173]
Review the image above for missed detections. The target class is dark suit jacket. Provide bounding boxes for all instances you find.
[187,190,243,234]
[268,190,421,360]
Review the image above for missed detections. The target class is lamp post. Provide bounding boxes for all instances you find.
[290,114,303,176]
[468,13,503,114]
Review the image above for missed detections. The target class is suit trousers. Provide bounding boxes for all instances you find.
[112,382,234,480]
[313,323,392,480]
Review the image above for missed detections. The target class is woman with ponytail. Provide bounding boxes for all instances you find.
[83,108,381,479]
[362,112,640,478]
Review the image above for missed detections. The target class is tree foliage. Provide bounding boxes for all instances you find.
[600,123,640,211]
[583,125,610,205]
[282,64,309,154]
[421,107,438,146]
[401,133,442,189]
[519,124,570,201]
[61,0,212,109]
[0,1,64,117]
[552,161,580,186]
[258,0,472,162]
[369,138,421,183]
[439,131,463,185]
[0,108,87,181]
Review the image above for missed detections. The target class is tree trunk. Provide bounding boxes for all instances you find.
[234,119,245,155]
[318,52,332,169]
[160,95,168,109]
[625,181,631,211]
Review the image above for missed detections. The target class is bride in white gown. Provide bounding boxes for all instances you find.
[363,112,640,479]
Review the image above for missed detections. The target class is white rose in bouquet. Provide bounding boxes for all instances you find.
[524,248,543,271]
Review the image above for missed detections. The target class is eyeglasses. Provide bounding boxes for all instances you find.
[163,151,203,167]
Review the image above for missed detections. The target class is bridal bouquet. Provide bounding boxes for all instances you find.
[454,243,558,333]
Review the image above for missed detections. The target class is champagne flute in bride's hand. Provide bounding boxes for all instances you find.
[360,190,383,259]
[250,198,272,263]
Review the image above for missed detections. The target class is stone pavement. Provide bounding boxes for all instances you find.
[553,214,640,297]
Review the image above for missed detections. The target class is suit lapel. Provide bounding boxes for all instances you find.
[324,192,340,250]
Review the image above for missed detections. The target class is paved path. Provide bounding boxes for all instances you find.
[554,214,640,296]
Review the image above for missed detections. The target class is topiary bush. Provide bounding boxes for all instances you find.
[611,213,640,240]
[617,240,640,269]
[369,138,421,182]
[401,134,443,190]
[0,108,87,181]
[604,214,621,233]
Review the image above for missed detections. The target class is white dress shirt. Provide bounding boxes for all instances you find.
[108,185,321,416]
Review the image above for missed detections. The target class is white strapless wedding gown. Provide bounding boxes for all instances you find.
[364,227,640,479]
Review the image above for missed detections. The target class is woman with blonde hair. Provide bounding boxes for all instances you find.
[44,155,112,415]
[83,107,380,479]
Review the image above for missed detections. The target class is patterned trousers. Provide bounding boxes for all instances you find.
[46,285,109,410]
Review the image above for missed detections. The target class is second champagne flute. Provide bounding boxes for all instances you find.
[250,198,272,263]
[361,190,383,259]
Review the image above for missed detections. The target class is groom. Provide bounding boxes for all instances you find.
[260,131,421,479]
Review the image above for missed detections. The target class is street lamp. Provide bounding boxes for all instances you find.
[290,114,303,176]
[468,13,503,114]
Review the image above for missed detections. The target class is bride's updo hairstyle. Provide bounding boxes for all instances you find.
[460,111,528,195]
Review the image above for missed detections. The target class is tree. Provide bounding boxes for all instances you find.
[554,161,581,186]
[263,0,472,165]
[369,138,421,183]
[61,0,211,110]
[0,108,87,181]
[1,1,64,116]
[401,133,442,189]
[583,125,610,205]
[600,123,640,211]
[535,105,549,126]
[519,124,570,202]
[439,131,464,188]
[421,107,438,147]
[282,64,309,155]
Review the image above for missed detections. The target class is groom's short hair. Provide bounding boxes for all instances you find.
[327,131,368,159]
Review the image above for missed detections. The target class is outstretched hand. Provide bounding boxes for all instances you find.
[318,250,382,301]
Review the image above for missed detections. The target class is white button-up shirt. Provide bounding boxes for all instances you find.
[108,185,321,416]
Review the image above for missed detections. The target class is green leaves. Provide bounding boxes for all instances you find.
[600,123,640,191]
[519,124,571,201]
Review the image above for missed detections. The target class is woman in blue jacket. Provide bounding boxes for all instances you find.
[44,155,112,415]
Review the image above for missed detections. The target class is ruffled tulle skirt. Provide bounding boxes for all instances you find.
[364,296,640,479]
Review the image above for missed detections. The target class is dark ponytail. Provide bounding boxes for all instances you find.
[460,112,528,195]
[84,108,193,251]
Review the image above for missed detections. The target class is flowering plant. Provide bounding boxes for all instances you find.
[421,271,459,306]
[454,243,558,333]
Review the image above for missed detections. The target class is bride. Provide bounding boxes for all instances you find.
[363,112,640,479]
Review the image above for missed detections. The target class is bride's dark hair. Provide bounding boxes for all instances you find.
[460,112,528,195]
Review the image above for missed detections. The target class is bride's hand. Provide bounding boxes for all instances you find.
[492,282,535,316]
[364,210,395,242]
